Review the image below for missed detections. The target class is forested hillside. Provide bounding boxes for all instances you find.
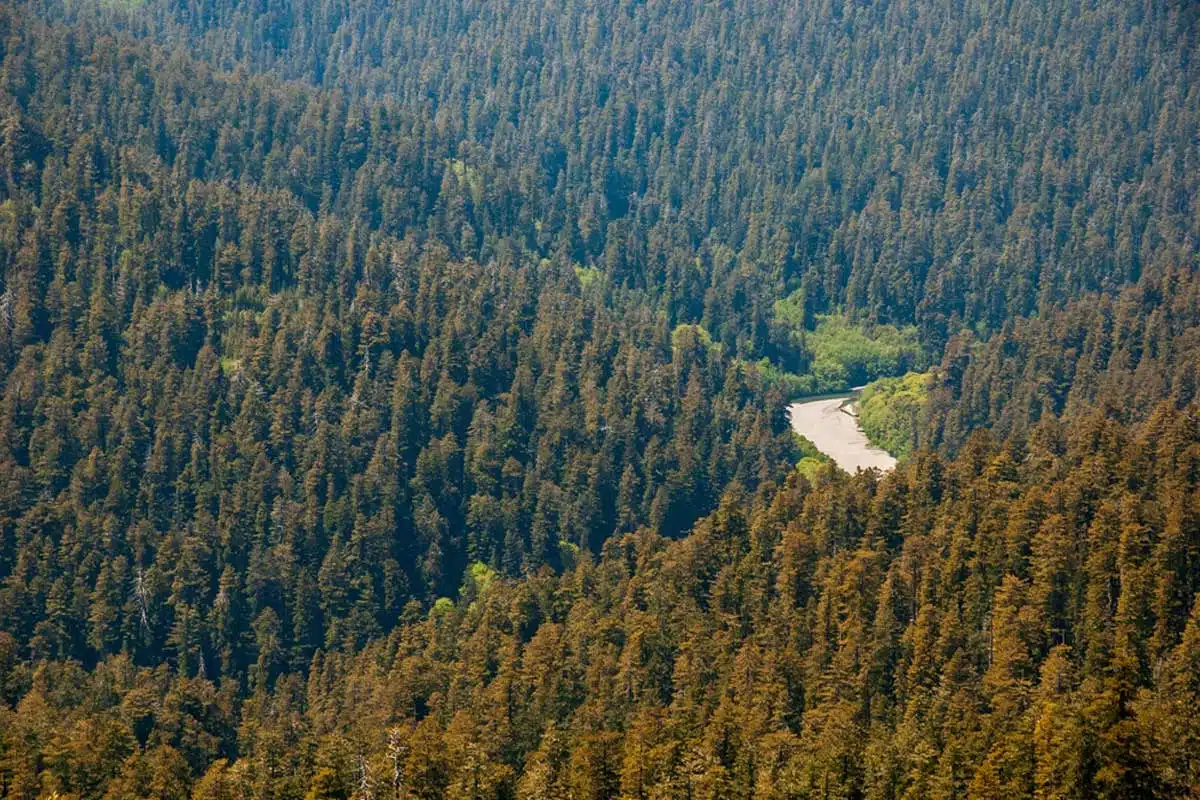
[21,0,1200,358]
[0,0,1198,796]
[0,8,797,670]
[6,404,1199,798]
[926,263,1200,452]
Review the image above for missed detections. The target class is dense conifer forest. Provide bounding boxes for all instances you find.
[0,0,1197,796]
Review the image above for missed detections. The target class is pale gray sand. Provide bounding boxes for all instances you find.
[788,396,897,473]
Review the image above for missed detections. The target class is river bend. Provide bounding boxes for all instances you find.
[787,395,897,473]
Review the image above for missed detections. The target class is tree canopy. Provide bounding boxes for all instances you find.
[0,0,1198,796]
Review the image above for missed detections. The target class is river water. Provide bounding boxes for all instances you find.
[787,395,897,473]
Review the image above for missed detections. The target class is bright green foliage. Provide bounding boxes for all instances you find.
[445,159,484,207]
[772,289,810,330]
[466,562,498,597]
[793,433,832,480]
[857,372,931,458]
[761,315,923,398]
[804,315,923,390]
[573,265,602,290]
[671,323,719,357]
[746,357,811,398]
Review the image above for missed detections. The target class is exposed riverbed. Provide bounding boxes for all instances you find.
[788,394,897,473]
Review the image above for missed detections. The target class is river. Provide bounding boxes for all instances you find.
[787,394,897,473]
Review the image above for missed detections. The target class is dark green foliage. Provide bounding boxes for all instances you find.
[0,0,1197,796]
[19,0,1200,358]
[0,8,797,683]
[5,406,1199,798]
[926,264,1200,452]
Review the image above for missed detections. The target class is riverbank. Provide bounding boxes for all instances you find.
[787,394,897,473]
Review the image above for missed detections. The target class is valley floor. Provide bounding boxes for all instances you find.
[787,395,897,472]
